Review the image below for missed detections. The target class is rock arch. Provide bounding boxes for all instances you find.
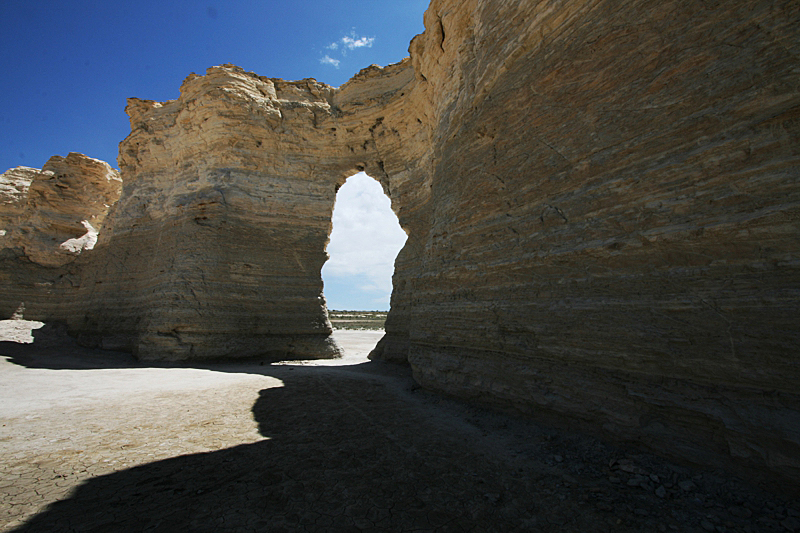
[73,62,425,361]
[2,0,799,489]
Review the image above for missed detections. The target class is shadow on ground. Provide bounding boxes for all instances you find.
[1,325,611,532]
[4,324,797,532]
[6,362,586,532]
[0,323,143,371]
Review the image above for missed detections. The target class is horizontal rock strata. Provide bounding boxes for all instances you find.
[0,153,121,318]
[1,0,798,491]
[373,0,800,490]
[57,61,428,361]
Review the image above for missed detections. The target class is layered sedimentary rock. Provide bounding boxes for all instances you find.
[2,0,798,489]
[62,62,426,361]
[11,154,122,267]
[0,167,38,243]
[374,0,800,488]
[0,154,122,317]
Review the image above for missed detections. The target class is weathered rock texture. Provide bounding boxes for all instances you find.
[2,0,798,490]
[57,62,424,361]
[0,167,38,245]
[14,154,121,267]
[375,0,800,490]
[0,154,122,317]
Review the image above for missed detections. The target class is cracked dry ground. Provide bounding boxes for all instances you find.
[1,323,798,533]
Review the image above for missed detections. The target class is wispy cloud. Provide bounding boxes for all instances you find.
[342,34,375,50]
[319,30,376,67]
[319,55,340,68]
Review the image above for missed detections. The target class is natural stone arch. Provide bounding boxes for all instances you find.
[322,169,407,313]
[47,62,426,362]
[2,60,428,363]
[2,0,798,491]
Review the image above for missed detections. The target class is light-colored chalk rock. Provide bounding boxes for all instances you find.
[2,0,798,492]
[0,154,122,320]
[1,153,122,267]
[0,167,38,245]
[68,63,425,361]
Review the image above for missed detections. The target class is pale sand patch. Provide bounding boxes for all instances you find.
[0,321,783,532]
[0,322,384,529]
[0,322,383,419]
[276,329,384,366]
[0,320,43,344]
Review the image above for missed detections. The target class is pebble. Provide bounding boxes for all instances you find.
[655,485,667,499]
[728,506,752,518]
[679,480,697,492]
[782,517,800,532]
[701,519,716,531]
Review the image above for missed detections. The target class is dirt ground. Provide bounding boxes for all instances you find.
[0,319,797,532]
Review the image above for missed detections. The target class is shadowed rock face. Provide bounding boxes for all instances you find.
[382,0,800,487]
[1,0,799,488]
[379,0,800,488]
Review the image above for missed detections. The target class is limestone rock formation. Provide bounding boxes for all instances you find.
[2,0,799,491]
[67,64,420,361]
[0,154,122,319]
[0,166,38,245]
[375,0,800,489]
[1,153,122,267]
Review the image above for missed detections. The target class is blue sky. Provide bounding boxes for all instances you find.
[322,173,407,311]
[0,0,426,311]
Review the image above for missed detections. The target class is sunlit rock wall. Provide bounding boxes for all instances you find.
[67,62,426,361]
[0,153,122,318]
[1,0,797,490]
[372,0,800,487]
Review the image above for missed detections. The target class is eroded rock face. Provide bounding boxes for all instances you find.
[0,154,122,317]
[66,62,425,361]
[0,167,38,244]
[1,154,122,267]
[2,0,798,490]
[375,0,800,489]
[15,154,122,267]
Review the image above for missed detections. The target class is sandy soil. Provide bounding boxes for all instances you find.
[0,320,796,532]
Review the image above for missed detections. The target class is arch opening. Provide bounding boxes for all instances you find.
[322,172,406,331]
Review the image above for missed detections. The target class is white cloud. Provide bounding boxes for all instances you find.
[342,34,375,50]
[319,55,340,68]
[322,172,407,309]
[321,31,375,64]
